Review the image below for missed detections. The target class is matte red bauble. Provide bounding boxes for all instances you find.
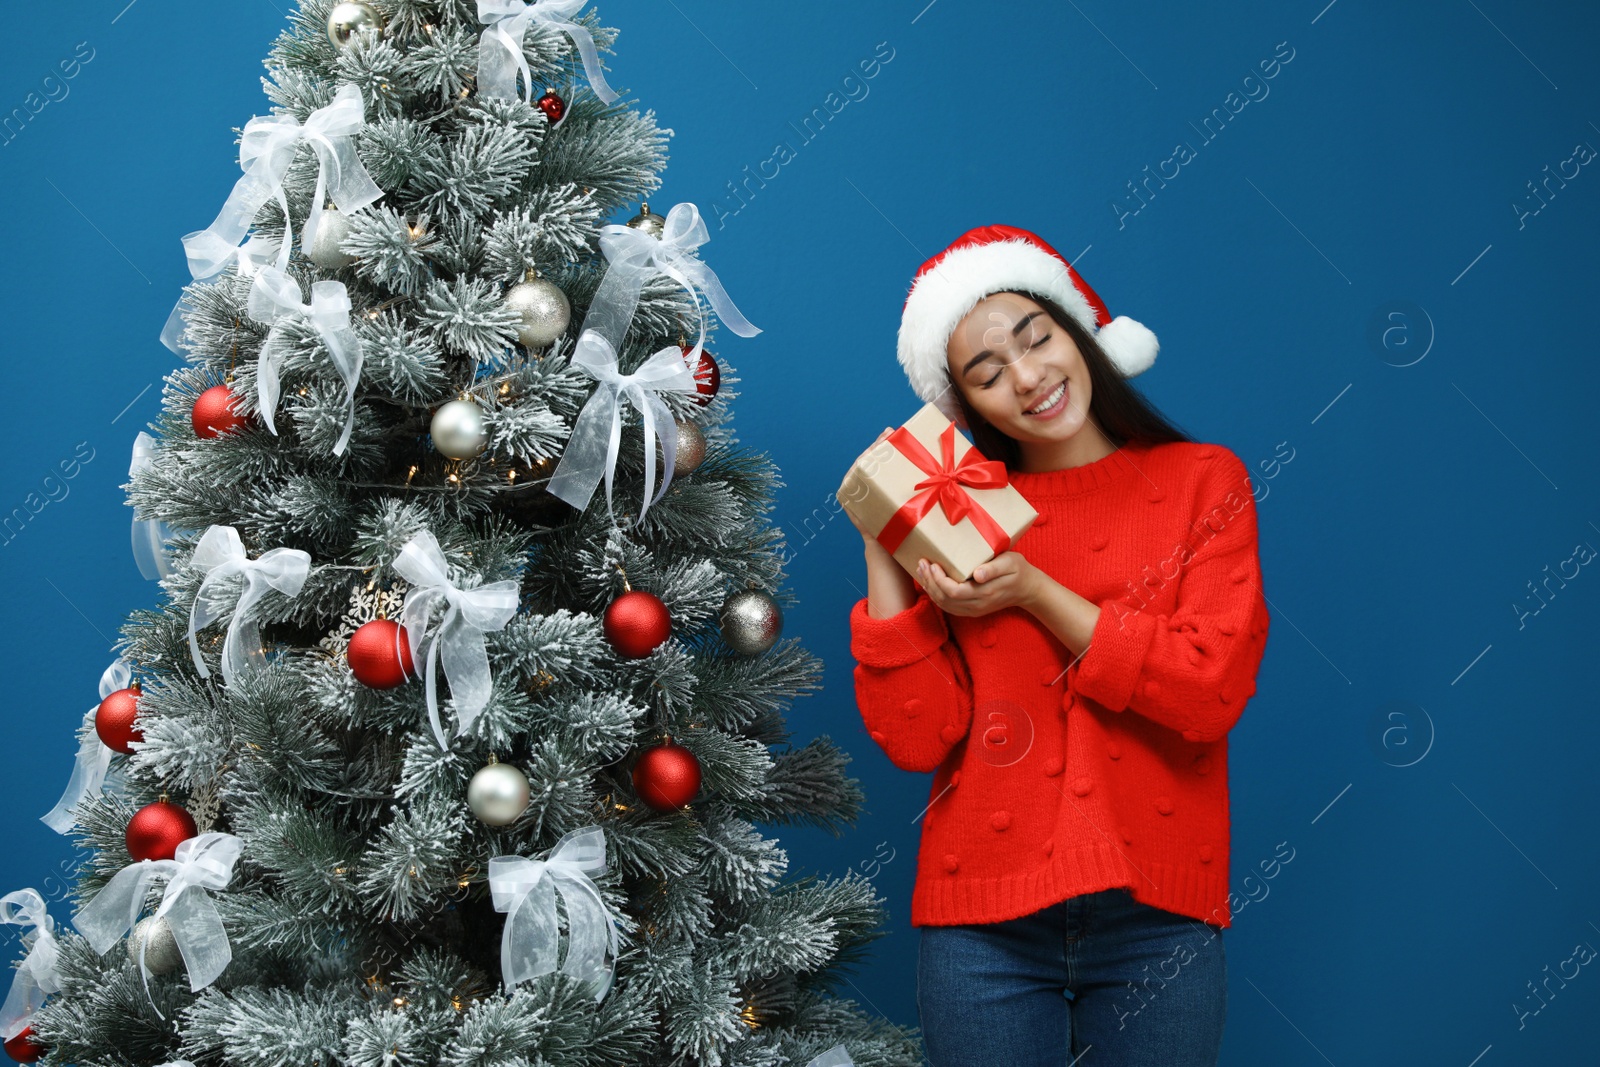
[191,384,250,439]
[94,685,143,755]
[680,346,720,406]
[4,1026,44,1064]
[632,742,702,811]
[347,618,415,689]
[536,87,566,125]
[603,590,671,659]
[126,800,197,862]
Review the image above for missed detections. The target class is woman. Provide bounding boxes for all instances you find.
[847,224,1270,1066]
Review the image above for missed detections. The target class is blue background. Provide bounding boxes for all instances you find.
[2,1,1598,1063]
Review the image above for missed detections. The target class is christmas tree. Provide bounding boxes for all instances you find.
[3,3,921,1065]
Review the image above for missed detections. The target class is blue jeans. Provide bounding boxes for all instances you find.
[917,887,1226,1066]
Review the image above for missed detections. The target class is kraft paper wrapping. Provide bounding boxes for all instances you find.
[838,402,1037,583]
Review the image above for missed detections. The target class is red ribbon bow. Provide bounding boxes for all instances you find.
[876,422,1014,558]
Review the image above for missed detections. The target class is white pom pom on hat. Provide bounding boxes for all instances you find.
[896,224,1158,427]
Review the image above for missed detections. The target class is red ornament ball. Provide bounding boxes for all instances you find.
[632,742,702,811]
[536,87,566,125]
[126,800,197,863]
[191,384,250,439]
[95,685,144,755]
[603,590,671,659]
[4,1027,44,1064]
[347,618,415,689]
[680,346,720,406]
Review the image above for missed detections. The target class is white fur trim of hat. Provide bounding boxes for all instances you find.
[896,224,1158,426]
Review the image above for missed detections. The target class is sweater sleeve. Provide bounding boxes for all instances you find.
[1072,449,1270,743]
[849,590,975,773]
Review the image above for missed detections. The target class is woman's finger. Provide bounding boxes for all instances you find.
[977,550,1031,585]
[929,561,977,601]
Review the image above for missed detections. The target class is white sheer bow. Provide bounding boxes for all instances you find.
[74,833,242,1000]
[545,329,697,520]
[0,891,61,1042]
[160,233,281,355]
[247,266,364,455]
[488,826,619,1001]
[392,531,519,749]
[41,659,132,834]
[477,0,619,107]
[180,83,381,282]
[129,432,176,581]
[805,1047,855,1067]
[186,525,311,687]
[588,201,760,365]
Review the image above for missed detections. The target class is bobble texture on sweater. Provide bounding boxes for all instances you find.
[850,440,1269,928]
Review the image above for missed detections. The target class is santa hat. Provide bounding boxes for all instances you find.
[896,224,1158,426]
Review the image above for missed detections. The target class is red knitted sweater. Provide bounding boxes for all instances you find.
[849,439,1268,929]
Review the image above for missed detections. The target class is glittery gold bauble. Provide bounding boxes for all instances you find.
[720,589,783,656]
[327,1,384,48]
[306,205,355,269]
[625,202,665,238]
[128,915,182,975]
[668,419,705,474]
[504,270,571,349]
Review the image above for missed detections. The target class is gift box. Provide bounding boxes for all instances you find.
[838,402,1037,583]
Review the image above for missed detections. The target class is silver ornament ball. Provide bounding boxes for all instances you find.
[128,915,182,976]
[504,272,571,349]
[431,399,489,459]
[665,419,706,474]
[328,1,384,48]
[625,203,665,238]
[306,205,355,270]
[468,760,531,826]
[720,589,783,656]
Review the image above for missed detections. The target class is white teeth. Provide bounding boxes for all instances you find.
[1026,381,1066,414]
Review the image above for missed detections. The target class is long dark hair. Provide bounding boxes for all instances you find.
[946,291,1194,466]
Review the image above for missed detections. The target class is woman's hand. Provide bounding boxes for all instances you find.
[917,552,1044,618]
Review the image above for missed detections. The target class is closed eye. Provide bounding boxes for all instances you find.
[979,333,1051,389]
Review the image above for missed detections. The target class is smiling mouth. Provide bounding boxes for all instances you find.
[1023,380,1068,416]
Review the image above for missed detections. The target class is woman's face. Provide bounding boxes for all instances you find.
[945,292,1095,445]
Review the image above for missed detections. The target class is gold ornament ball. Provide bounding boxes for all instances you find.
[668,419,706,474]
[720,589,783,656]
[128,915,182,975]
[505,270,571,349]
[306,205,355,269]
[625,202,665,238]
[327,1,384,48]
